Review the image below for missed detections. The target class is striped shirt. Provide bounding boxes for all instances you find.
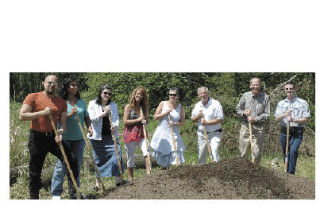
[236,91,270,124]
[274,96,310,127]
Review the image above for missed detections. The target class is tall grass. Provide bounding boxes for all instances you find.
[9,102,315,199]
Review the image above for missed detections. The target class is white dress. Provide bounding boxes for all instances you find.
[150,101,186,167]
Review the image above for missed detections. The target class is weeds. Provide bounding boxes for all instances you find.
[9,101,315,199]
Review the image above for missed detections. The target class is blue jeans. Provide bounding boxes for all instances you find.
[51,139,86,196]
[280,126,304,174]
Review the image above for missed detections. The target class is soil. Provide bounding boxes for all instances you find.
[99,158,315,199]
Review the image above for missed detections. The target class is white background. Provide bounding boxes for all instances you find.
[0,0,319,212]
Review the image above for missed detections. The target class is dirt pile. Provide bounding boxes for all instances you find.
[101,158,315,199]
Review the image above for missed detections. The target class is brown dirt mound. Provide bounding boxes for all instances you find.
[100,158,314,199]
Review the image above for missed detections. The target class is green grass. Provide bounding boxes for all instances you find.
[9,101,315,199]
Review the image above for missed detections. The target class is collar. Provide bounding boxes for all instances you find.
[200,97,212,107]
[285,96,297,103]
[250,91,261,98]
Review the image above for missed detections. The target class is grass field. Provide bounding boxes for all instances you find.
[9,102,315,199]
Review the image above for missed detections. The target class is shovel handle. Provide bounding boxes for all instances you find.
[285,121,290,172]
[108,112,123,177]
[248,122,255,163]
[202,124,214,163]
[140,107,152,174]
[48,114,81,199]
[168,114,180,165]
[74,112,106,191]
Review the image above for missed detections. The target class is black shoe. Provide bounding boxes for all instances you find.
[116,179,129,187]
[70,193,85,199]
[92,186,100,192]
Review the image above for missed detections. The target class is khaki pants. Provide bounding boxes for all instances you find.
[238,123,265,163]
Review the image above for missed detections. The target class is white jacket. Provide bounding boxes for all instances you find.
[88,100,120,140]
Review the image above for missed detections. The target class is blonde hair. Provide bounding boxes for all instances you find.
[128,86,149,117]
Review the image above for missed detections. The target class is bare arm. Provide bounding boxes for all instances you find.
[153,101,170,120]
[19,104,51,121]
[123,105,143,126]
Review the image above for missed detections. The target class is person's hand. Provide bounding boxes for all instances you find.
[163,110,171,116]
[286,110,292,122]
[138,113,145,122]
[70,107,78,116]
[244,109,251,116]
[247,116,255,123]
[43,107,52,116]
[87,125,93,136]
[141,119,147,124]
[198,110,203,119]
[55,134,63,145]
[102,105,111,117]
[168,120,174,127]
[110,126,115,133]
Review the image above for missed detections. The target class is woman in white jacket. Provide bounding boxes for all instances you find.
[88,85,125,190]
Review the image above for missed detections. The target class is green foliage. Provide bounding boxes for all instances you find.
[9,72,316,199]
[10,72,87,102]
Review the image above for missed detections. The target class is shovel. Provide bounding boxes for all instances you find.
[48,114,81,199]
[168,114,180,165]
[73,107,106,192]
[140,107,152,174]
[249,122,255,163]
[284,121,290,172]
[108,112,123,179]
[202,122,214,163]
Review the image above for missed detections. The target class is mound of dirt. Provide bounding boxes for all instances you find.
[101,158,314,199]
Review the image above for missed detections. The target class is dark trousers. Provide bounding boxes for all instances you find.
[28,130,79,199]
[280,126,304,174]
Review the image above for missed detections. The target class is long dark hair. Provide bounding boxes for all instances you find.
[128,86,149,117]
[59,77,80,100]
[96,84,112,105]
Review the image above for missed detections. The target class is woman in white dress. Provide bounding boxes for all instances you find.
[150,88,186,169]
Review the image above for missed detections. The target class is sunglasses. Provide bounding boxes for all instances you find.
[103,92,112,96]
[285,88,294,91]
[169,94,177,97]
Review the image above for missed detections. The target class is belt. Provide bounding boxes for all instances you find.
[30,129,55,137]
[281,126,304,134]
[206,129,222,134]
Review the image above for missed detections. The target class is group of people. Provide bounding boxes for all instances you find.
[18,75,311,199]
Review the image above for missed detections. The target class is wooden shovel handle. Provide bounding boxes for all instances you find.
[285,121,290,172]
[74,112,106,191]
[108,112,123,177]
[168,114,180,165]
[140,107,152,174]
[249,122,255,163]
[48,114,81,199]
[202,124,214,163]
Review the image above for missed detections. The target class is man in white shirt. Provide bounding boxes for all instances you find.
[191,86,224,165]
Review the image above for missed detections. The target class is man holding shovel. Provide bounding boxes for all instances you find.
[191,86,224,165]
[274,82,310,174]
[19,75,79,199]
[236,77,270,164]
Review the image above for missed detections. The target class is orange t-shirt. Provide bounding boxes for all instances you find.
[23,92,67,132]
